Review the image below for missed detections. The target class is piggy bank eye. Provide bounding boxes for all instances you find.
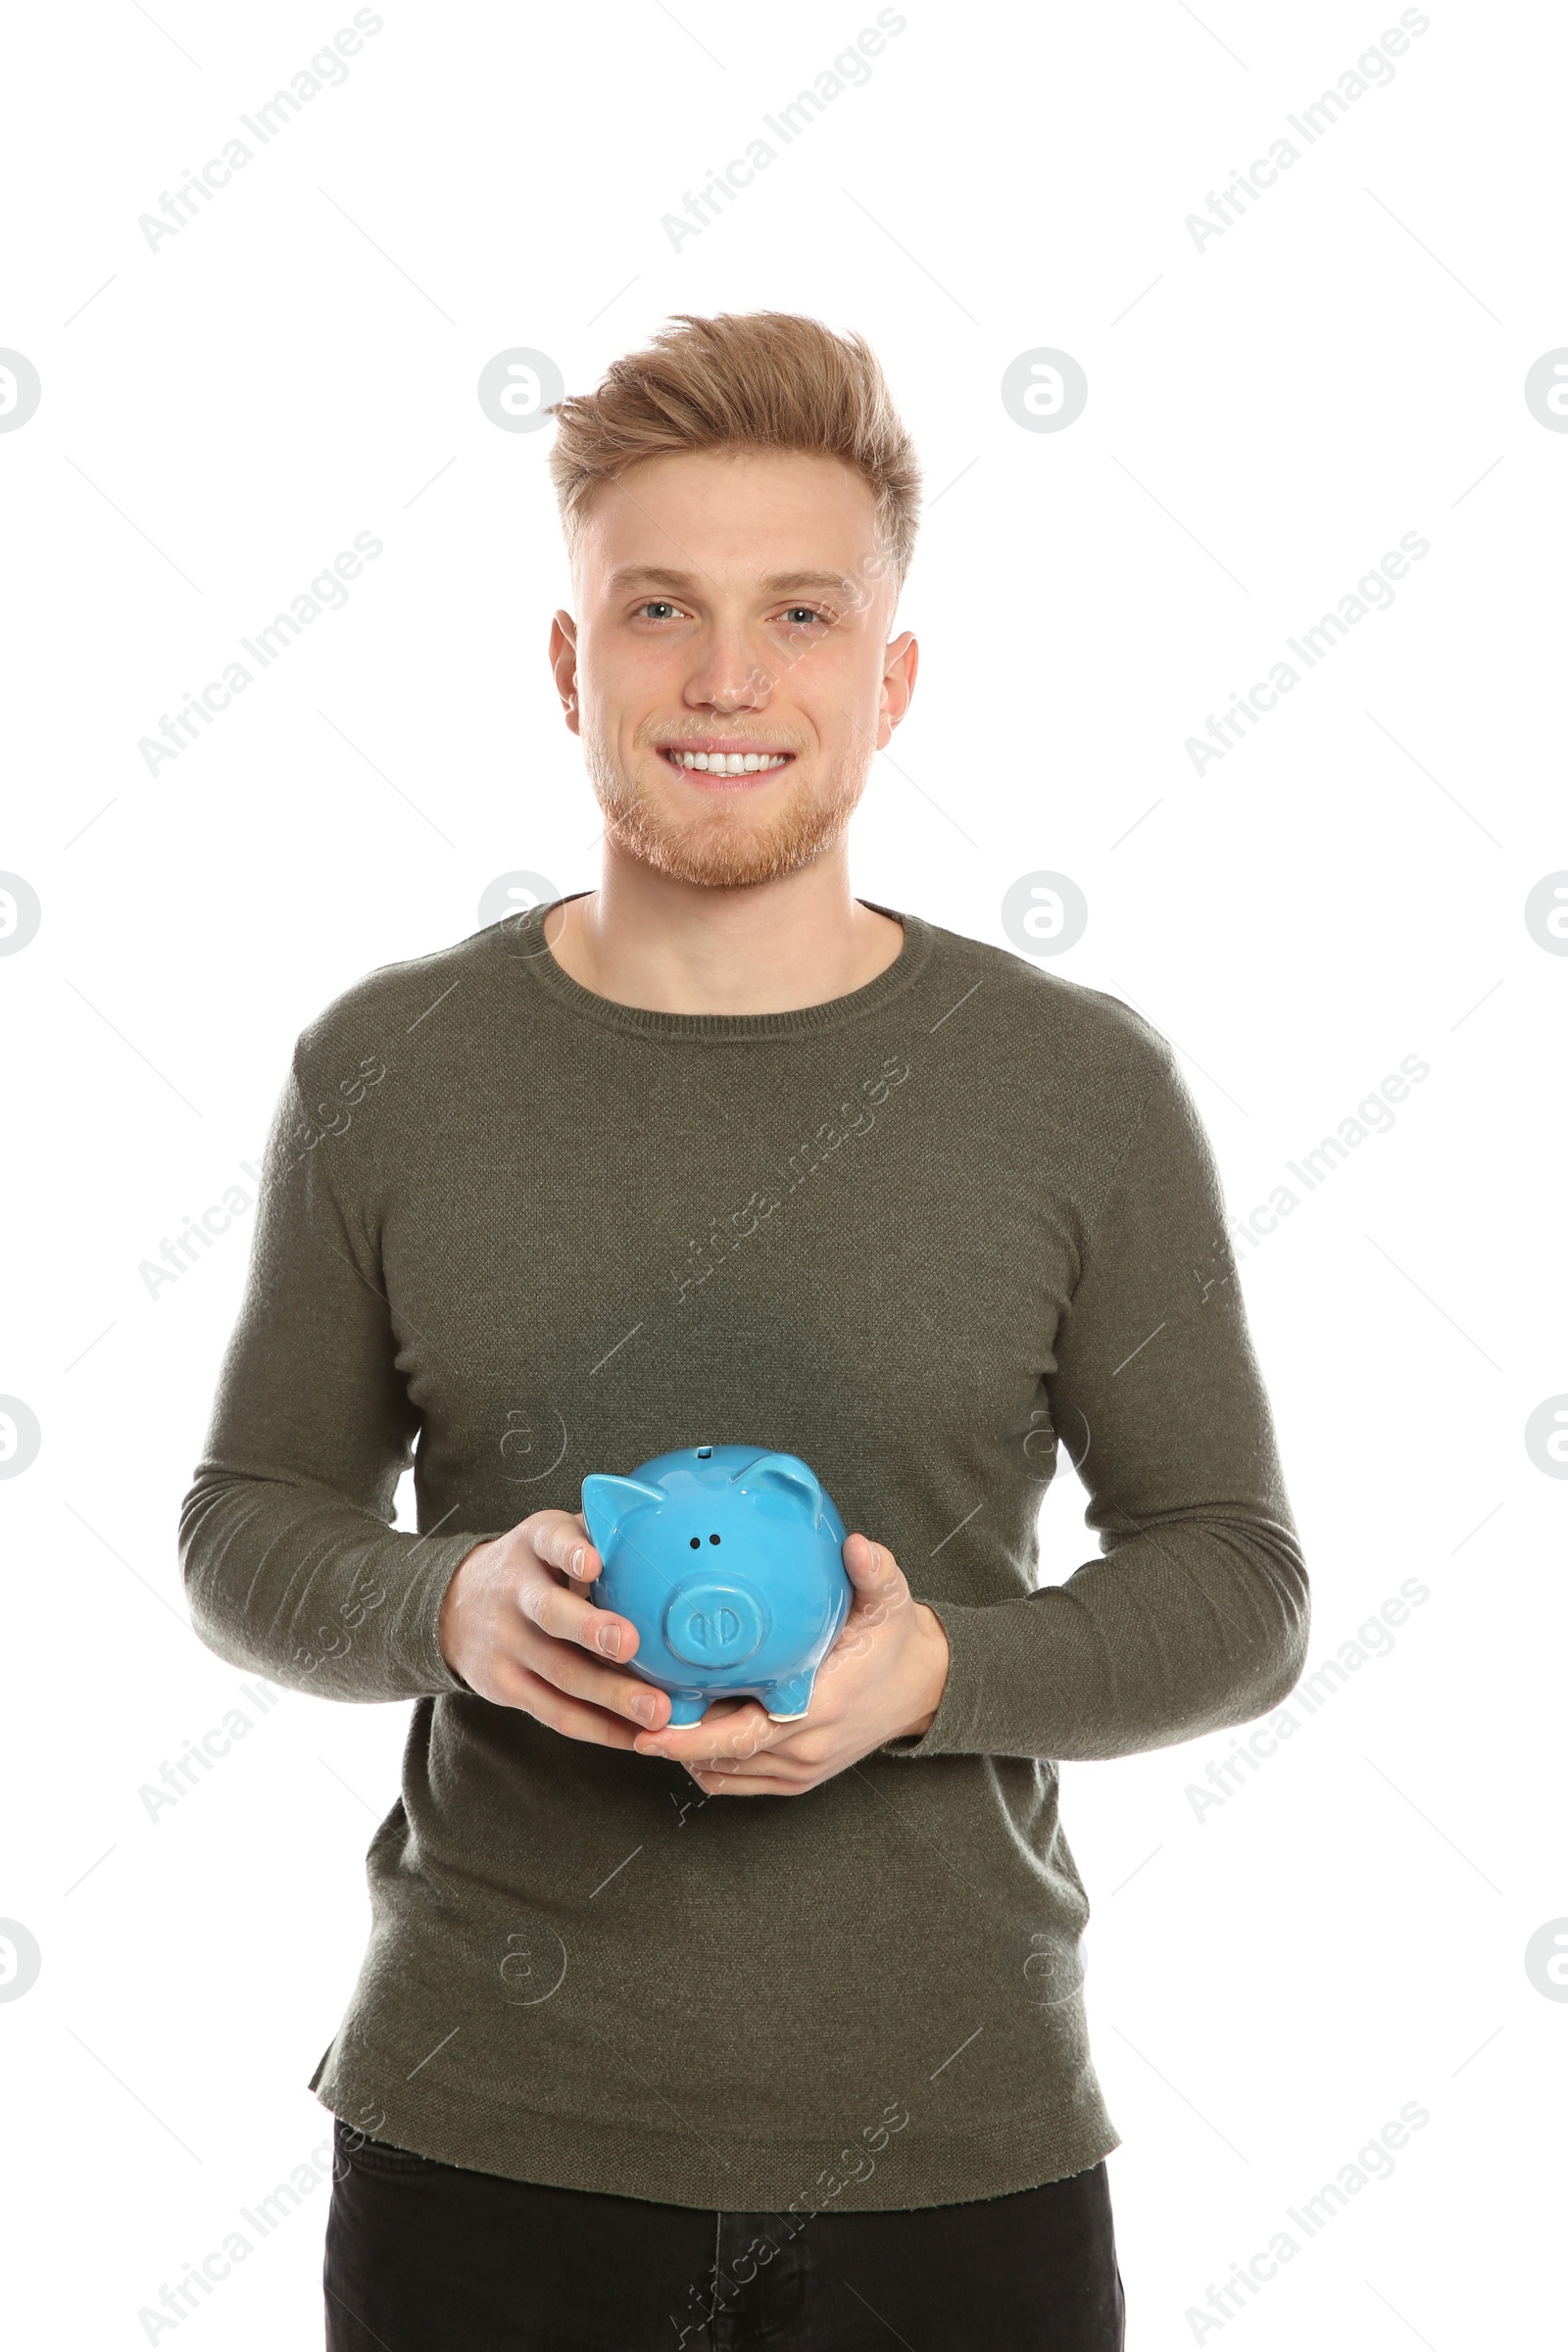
[709,1533,721,1544]
[689,1537,701,1549]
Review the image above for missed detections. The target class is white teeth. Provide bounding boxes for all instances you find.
[669,750,788,774]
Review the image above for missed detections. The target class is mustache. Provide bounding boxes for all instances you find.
[641,726,806,753]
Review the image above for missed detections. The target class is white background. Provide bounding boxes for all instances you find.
[2,1,1564,2343]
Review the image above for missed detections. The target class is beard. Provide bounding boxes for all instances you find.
[581,723,868,891]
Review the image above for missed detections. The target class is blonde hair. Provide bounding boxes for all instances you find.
[546,311,921,595]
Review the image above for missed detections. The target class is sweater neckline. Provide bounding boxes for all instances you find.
[499,892,933,1043]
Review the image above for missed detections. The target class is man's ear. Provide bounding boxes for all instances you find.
[549,610,580,736]
[878,628,918,746]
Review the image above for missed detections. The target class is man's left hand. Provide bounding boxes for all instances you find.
[630,1534,950,1795]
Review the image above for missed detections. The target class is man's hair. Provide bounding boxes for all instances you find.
[546,311,921,596]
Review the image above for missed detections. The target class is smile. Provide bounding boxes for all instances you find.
[659,747,794,780]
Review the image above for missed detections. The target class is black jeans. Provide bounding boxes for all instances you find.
[322,2119,1125,2351]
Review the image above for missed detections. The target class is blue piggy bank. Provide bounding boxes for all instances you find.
[580,1445,854,1728]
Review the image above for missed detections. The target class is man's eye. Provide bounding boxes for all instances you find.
[637,601,683,621]
[779,606,829,627]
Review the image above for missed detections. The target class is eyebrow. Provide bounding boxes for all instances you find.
[604,564,855,600]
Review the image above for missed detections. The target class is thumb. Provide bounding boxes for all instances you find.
[842,1532,902,1611]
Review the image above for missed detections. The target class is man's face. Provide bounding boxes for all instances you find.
[551,448,916,890]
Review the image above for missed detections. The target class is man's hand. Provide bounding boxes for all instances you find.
[437,1508,673,1746]
[630,1534,950,1796]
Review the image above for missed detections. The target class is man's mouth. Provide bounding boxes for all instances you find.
[658,743,795,781]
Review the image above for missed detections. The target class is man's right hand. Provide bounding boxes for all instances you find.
[437,1508,672,1747]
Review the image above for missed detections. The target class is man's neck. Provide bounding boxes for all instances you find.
[540,868,906,1017]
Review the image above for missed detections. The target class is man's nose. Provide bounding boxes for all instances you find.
[685,664,770,712]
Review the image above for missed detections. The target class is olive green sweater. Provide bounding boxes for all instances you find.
[179,894,1308,2213]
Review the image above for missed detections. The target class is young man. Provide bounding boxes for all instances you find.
[181,311,1308,2350]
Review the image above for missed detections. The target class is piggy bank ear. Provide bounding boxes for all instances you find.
[581,1474,665,1554]
[737,1452,823,1528]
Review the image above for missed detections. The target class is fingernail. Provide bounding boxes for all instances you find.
[640,1742,667,1759]
[570,1545,585,1576]
[633,1694,659,1724]
[597,1622,622,1656]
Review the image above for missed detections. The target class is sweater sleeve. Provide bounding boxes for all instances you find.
[880,1047,1310,1764]
[178,1054,498,1703]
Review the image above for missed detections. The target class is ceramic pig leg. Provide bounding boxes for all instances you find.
[664,1691,710,1727]
[764,1673,814,1722]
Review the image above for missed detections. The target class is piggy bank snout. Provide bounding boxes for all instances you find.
[662,1573,769,1667]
